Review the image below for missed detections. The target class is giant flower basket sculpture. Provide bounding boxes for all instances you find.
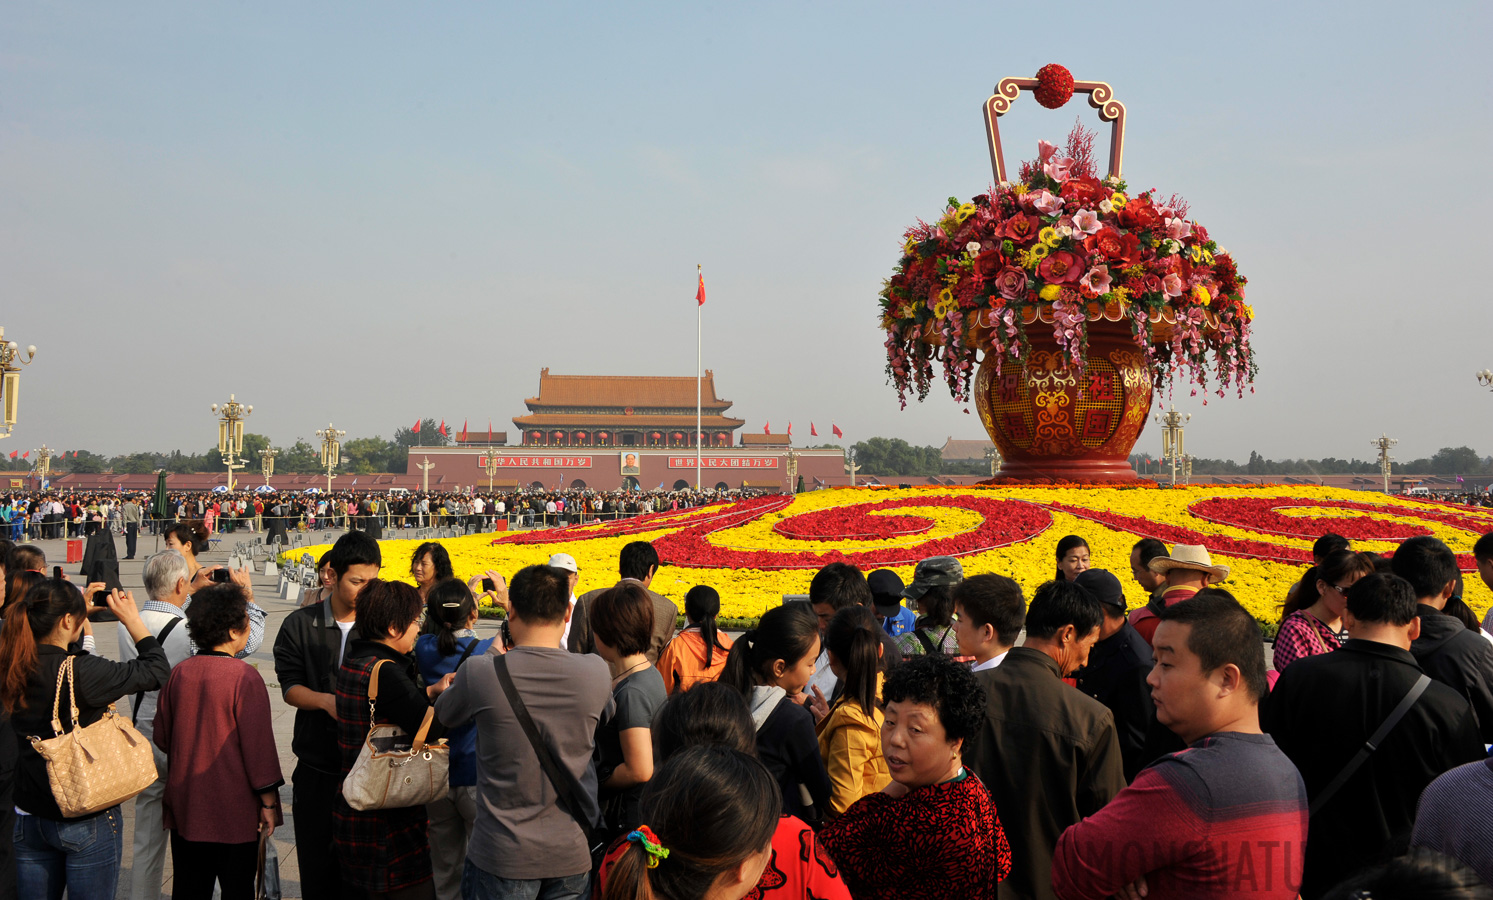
[881,66,1256,481]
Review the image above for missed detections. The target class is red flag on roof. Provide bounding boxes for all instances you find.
[412,419,421,434]
[787,423,793,437]
[438,420,448,437]
[763,421,770,435]
[459,420,468,442]
[696,271,706,307]
[832,423,843,438]
[21,451,28,459]
[810,423,818,437]
[7,450,15,460]
[487,420,493,444]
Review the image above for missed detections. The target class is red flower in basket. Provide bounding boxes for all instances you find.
[1084,227,1141,266]
[999,213,1042,245]
[1118,196,1162,231]
[1038,250,1086,284]
[1060,176,1108,207]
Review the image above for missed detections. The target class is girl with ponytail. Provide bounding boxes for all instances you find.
[413,578,496,900]
[655,585,734,695]
[1,578,170,898]
[601,746,778,900]
[719,602,831,819]
[815,606,890,816]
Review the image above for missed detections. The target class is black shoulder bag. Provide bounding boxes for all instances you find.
[133,617,183,721]
[1309,673,1432,817]
[492,655,606,863]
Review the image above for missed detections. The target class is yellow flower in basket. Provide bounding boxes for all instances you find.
[1038,284,1062,302]
[954,203,977,224]
[1027,243,1050,265]
[1037,226,1059,246]
[1110,192,1128,209]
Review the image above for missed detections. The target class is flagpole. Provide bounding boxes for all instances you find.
[696,264,702,492]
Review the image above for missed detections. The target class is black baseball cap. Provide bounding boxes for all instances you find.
[1073,568,1124,610]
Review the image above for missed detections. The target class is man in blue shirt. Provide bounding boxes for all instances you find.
[870,568,918,637]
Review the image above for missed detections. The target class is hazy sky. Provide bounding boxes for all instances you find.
[4,2,1490,462]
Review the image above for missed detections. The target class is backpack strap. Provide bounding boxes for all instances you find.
[133,616,183,721]
[915,629,938,655]
[493,655,598,846]
[1310,674,1432,817]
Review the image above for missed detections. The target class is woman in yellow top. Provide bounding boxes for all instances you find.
[812,605,890,817]
[656,585,734,694]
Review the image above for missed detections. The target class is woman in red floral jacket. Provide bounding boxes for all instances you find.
[819,653,1010,900]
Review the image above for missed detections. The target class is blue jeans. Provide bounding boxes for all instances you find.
[14,806,124,900]
[461,860,588,900]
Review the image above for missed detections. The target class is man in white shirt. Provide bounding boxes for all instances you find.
[953,573,1025,672]
[119,550,196,900]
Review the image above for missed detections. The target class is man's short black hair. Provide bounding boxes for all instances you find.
[808,562,871,611]
[1024,580,1103,641]
[510,564,572,624]
[8,544,45,574]
[618,541,660,581]
[1313,533,1350,559]
[329,530,381,578]
[1157,589,1268,702]
[1389,536,1459,601]
[953,575,1026,646]
[1345,572,1419,626]
[1474,531,1493,564]
[1132,538,1169,568]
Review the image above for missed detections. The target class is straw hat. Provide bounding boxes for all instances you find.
[1147,544,1230,582]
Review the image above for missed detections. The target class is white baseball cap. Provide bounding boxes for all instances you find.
[547,553,579,574]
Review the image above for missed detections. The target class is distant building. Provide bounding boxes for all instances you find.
[512,368,745,449]
[941,437,996,464]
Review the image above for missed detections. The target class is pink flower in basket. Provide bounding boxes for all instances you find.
[1043,157,1075,183]
[1080,265,1113,297]
[994,266,1029,300]
[1029,190,1064,216]
[1071,209,1102,235]
[1038,140,1058,163]
[1038,250,1086,285]
[1164,217,1193,241]
[1162,273,1185,298]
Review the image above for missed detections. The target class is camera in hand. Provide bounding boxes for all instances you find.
[209,568,233,583]
[481,578,496,592]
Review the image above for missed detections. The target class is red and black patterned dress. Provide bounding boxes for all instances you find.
[333,640,448,894]
[818,771,1011,900]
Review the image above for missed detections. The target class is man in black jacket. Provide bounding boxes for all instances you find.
[272,530,378,900]
[1072,569,1156,782]
[1391,535,1493,743]
[1264,572,1484,899]
[966,578,1125,900]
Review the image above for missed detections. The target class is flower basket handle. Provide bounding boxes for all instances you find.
[982,74,1127,185]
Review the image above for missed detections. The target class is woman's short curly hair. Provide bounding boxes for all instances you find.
[185,583,250,650]
[882,652,986,743]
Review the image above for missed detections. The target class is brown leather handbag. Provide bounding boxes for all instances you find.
[28,656,158,817]
[341,659,449,810]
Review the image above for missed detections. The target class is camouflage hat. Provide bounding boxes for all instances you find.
[903,556,965,601]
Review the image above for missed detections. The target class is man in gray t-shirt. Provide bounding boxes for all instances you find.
[436,565,613,899]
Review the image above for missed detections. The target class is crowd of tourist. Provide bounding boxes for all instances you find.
[2,521,1493,899]
[0,486,764,545]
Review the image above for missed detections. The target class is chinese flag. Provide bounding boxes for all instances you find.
[21,451,28,459]
[439,420,448,437]
[763,421,770,435]
[810,423,818,437]
[488,420,493,444]
[696,271,706,306]
[7,450,15,459]
[412,419,421,434]
[459,420,468,442]
[787,422,793,437]
[832,423,843,438]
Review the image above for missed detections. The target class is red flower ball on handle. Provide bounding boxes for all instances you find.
[1033,64,1075,109]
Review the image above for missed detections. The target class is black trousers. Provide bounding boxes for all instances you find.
[169,831,258,900]
[292,763,343,900]
[125,523,139,558]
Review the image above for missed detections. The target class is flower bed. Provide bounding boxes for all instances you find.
[286,485,1493,629]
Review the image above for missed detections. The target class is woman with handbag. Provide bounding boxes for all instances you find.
[0,577,169,900]
[334,579,455,900]
[153,582,283,900]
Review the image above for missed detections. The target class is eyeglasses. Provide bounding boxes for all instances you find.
[1327,583,1354,595]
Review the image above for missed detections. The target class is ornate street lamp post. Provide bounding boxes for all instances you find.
[1153,406,1190,486]
[1478,369,1492,390]
[1372,434,1397,494]
[482,452,502,494]
[260,447,276,487]
[785,447,800,495]
[212,394,252,492]
[0,326,39,441]
[33,444,52,488]
[847,447,860,488]
[985,445,1004,478]
[315,424,345,495]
